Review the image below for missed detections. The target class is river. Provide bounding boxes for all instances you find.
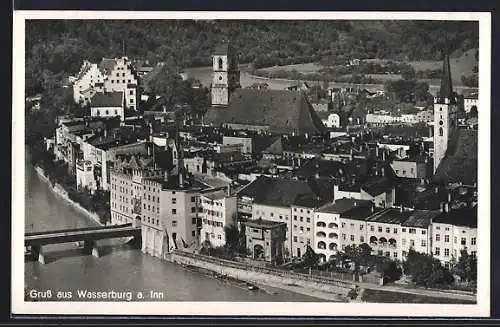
[24,152,322,302]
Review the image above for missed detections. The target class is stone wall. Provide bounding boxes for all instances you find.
[169,251,353,298]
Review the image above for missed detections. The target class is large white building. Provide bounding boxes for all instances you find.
[72,57,139,110]
[199,187,237,247]
[72,60,105,104]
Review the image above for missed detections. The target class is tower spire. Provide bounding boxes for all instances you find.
[438,51,454,103]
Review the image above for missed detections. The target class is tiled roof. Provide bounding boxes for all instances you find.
[401,209,441,228]
[204,89,326,135]
[361,176,395,197]
[433,207,477,228]
[98,58,117,76]
[295,158,346,180]
[318,198,373,215]
[433,129,478,185]
[237,176,333,208]
[246,218,286,229]
[90,92,123,108]
[367,208,412,225]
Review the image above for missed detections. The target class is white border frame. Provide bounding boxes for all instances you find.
[12,11,491,317]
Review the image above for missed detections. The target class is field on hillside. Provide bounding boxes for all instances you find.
[259,48,478,87]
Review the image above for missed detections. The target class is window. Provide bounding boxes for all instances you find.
[341,222,346,228]
[445,227,450,231]
[360,236,364,243]
[191,196,195,202]
[436,226,440,230]
[293,236,298,242]
[350,235,354,241]
[115,110,118,115]
[279,215,283,220]
[172,209,176,214]
[300,217,303,222]
[444,248,450,257]
[350,223,354,228]
[172,198,176,204]
[421,230,426,235]
[402,228,406,232]
[439,127,443,136]
[130,98,134,103]
[436,234,440,241]
[378,250,383,256]
[342,234,346,240]
[306,217,310,223]
[444,235,450,242]
[192,231,196,237]
[435,247,440,256]
[461,238,466,245]
[402,239,406,246]
[394,228,398,234]
[471,251,477,257]
[378,227,382,232]
[105,110,109,115]
[409,228,416,234]
[191,207,196,213]
[386,227,390,233]
[394,252,398,258]
[471,237,476,245]
[370,225,374,232]
[360,225,364,231]
[410,240,415,247]
[421,240,426,247]
[294,216,297,221]
[218,58,223,70]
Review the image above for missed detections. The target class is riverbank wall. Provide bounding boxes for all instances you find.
[168,251,353,302]
[33,166,103,226]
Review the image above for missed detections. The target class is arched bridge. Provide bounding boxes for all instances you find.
[25,223,141,264]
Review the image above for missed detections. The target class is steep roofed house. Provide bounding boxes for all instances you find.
[72,60,105,104]
[101,57,139,110]
[204,89,326,135]
[90,91,125,121]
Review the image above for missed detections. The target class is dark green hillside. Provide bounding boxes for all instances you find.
[26,20,478,97]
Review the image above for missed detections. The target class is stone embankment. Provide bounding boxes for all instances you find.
[168,251,353,302]
[33,166,103,226]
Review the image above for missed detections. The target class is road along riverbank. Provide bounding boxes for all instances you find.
[168,251,353,302]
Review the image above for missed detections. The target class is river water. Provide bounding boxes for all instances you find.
[24,152,321,302]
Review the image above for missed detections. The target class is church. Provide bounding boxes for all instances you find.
[432,53,478,185]
[203,41,326,135]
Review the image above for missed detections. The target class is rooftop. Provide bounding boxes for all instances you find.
[433,129,478,185]
[367,208,412,225]
[401,209,441,228]
[245,218,286,229]
[98,58,118,76]
[204,89,326,135]
[433,207,477,228]
[201,189,229,201]
[318,198,373,215]
[90,92,123,108]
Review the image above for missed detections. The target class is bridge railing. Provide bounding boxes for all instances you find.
[25,223,133,236]
[174,250,353,288]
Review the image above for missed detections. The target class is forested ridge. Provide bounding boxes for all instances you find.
[26,20,478,96]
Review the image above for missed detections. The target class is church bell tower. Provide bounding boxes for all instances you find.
[433,52,458,174]
[211,40,241,106]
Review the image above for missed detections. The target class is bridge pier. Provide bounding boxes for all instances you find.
[31,245,46,264]
[83,240,100,258]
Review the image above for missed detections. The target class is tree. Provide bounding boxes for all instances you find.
[302,245,320,268]
[414,81,431,103]
[403,249,454,288]
[224,224,239,250]
[344,243,373,269]
[453,250,477,284]
[149,66,193,111]
[400,64,417,80]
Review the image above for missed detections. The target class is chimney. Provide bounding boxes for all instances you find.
[448,192,452,203]
[359,144,363,152]
[376,146,379,157]
[400,204,404,213]
[440,202,445,212]
[147,143,151,156]
[164,170,169,182]
[227,184,232,196]
[444,202,450,213]
[315,172,320,179]
[382,149,386,161]
[434,186,439,194]
[104,128,107,138]
[381,167,385,177]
